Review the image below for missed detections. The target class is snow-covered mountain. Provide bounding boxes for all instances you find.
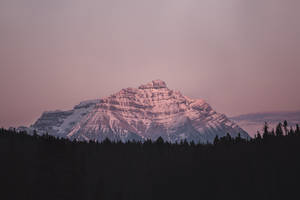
[23,80,249,143]
[231,111,300,137]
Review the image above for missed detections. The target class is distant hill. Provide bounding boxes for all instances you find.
[231,111,300,137]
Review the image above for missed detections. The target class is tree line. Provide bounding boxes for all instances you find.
[0,121,300,200]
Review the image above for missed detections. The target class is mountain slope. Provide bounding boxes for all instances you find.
[26,80,249,143]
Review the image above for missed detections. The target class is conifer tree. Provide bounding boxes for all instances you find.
[156,136,164,145]
[263,122,269,139]
[296,124,300,135]
[283,120,288,135]
[213,135,219,145]
[275,123,283,137]
[256,131,262,142]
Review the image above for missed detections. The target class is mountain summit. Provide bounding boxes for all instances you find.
[28,80,249,143]
[138,79,167,89]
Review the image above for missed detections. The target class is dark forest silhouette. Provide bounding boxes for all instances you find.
[1,121,300,200]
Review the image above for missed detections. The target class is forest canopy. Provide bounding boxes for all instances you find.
[0,121,299,200]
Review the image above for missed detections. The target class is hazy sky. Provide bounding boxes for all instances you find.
[0,0,300,128]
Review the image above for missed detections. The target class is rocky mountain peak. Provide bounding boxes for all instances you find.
[138,79,167,89]
[27,80,250,143]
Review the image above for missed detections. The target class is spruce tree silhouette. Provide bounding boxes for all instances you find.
[213,135,219,145]
[296,124,300,135]
[263,122,269,139]
[283,120,288,135]
[276,123,283,137]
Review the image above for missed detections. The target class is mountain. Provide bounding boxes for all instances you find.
[22,80,249,143]
[231,111,300,137]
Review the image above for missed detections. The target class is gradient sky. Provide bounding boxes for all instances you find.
[0,0,300,128]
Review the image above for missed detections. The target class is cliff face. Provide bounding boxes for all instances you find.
[30,80,249,143]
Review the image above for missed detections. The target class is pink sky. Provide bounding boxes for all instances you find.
[0,0,300,128]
